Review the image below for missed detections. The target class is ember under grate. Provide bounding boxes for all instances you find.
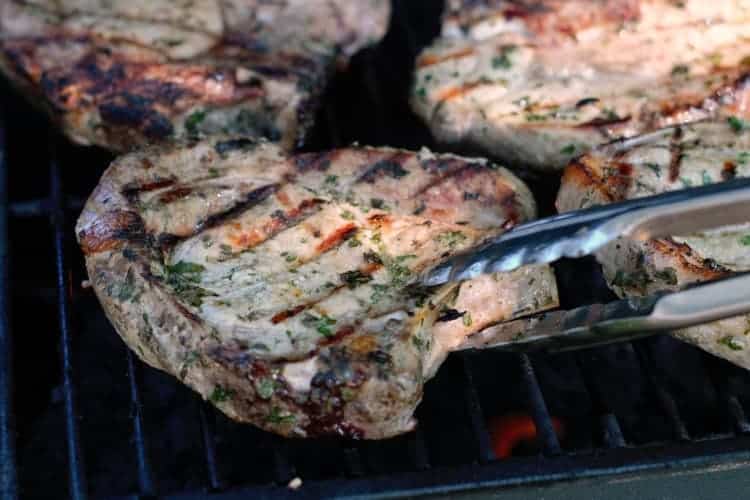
[3,1,750,499]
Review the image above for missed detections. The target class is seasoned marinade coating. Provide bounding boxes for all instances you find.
[412,0,750,170]
[76,138,558,439]
[557,120,750,368]
[0,0,390,151]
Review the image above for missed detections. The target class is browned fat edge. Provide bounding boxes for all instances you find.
[668,127,684,182]
[79,210,145,255]
[651,238,731,280]
[559,156,616,202]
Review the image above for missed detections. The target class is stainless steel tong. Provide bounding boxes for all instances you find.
[420,178,750,353]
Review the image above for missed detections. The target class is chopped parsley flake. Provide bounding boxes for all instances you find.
[462,312,473,327]
[654,267,678,285]
[302,313,337,337]
[434,231,468,250]
[340,209,355,220]
[340,270,373,289]
[728,116,749,133]
[492,45,517,69]
[560,144,576,155]
[210,385,235,403]
[644,163,661,177]
[184,110,206,136]
[718,335,743,351]
[255,378,275,400]
[739,235,750,246]
[267,407,296,424]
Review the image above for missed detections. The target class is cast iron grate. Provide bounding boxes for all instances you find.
[3,1,750,498]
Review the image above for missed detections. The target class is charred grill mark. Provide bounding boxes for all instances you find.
[605,162,634,200]
[723,161,738,181]
[158,187,193,204]
[78,210,145,254]
[294,151,338,172]
[214,138,258,156]
[169,296,204,324]
[417,47,475,68]
[315,223,357,253]
[577,114,632,129]
[320,325,356,346]
[197,184,280,234]
[356,155,411,184]
[99,93,174,140]
[271,305,307,324]
[122,177,177,202]
[229,198,323,250]
[436,81,485,102]
[668,127,685,182]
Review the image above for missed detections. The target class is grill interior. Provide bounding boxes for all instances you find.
[4,1,750,498]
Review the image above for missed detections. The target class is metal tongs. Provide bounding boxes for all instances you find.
[421,177,750,353]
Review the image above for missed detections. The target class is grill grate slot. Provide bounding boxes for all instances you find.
[126,351,155,496]
[50,143,89,499]
[197,403,223,491]
[0,114,18,499]
[633,342,691,441]
[575,353,627,448]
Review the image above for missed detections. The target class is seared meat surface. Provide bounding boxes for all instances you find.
[0,0,389,151]
[557,120,750,369]
[76,138,558,439]
[412,0,750,170]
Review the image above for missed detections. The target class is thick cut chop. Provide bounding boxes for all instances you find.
[76,138,558,439]
[412,0,750,171]
[557,120,750,368]
[0,0,389,152]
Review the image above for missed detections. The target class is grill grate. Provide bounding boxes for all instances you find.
[4,1,750,498]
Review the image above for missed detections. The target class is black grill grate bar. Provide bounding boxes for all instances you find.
[197,402,224,491]
[519,355,562,456]
[633,342,690,441]
[50,144,89,499]
[459,353,494,463]
[575,354,626,448]
[0,115,18,499]
[126,350,155,496]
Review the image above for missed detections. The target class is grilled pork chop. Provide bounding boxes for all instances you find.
[0,0,389,151]
[76,138,558,439]
[412,0,750,170]
[557,120,750,369]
